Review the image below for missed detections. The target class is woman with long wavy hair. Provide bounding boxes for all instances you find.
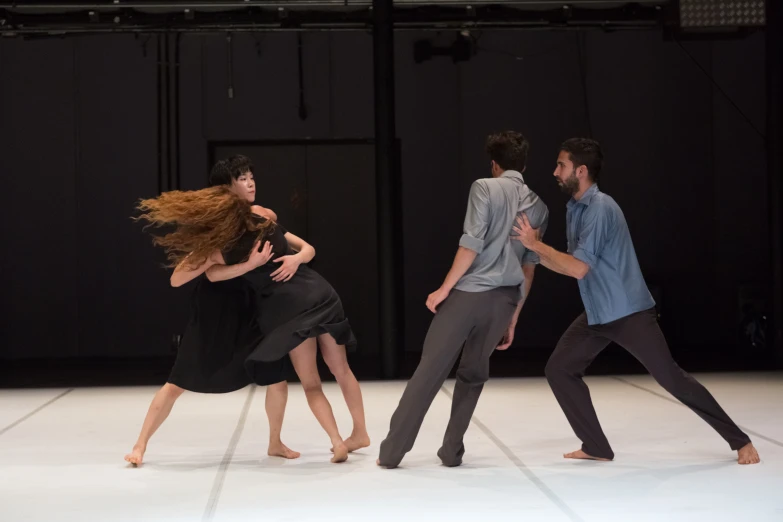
[125,156,299,466]
[134,168,368,463]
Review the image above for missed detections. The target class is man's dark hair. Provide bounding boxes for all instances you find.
[208,154,254,187]
[485,131,529,172]
[560,138,603,183]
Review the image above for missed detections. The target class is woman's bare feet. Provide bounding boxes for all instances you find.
[268,441,301,460]
[737,443,760,465]
[124,444,146,466]
[345,432,371,452]
[331,431,371,453]
[331,440,349,463]
[564,449,612,461]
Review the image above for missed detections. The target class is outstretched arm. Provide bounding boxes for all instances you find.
[425,247,479,312]
[515,263,536,320]
[513,214,590,280]
[206,241,274,282]
[170,252,220,287]
[497,263,536,350]
[426,181,489,313]
[531,241,589,280]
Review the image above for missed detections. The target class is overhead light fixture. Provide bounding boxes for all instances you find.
[679,0,766,28]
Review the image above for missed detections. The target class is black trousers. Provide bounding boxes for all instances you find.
[378,287,518,468]
[546,307,751,459]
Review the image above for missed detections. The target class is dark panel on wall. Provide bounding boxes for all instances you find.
[0,28,771,372]
[0,39,79,358]
[306,143,379,357]
[73,36,176,358]
[211,143,308,235]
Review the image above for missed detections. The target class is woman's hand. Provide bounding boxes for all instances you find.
[270,253,303,282]
[247,240,274,269]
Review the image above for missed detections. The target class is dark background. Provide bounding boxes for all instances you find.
[0,6,779,385]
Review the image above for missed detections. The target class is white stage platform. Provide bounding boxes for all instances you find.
[1,373,781,522]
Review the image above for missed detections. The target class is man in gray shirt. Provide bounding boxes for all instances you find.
[377,131,549,469]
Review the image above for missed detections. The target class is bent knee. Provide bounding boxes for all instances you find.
[544,357,563,379]
[456,367,489,386]
[300,380,323,395]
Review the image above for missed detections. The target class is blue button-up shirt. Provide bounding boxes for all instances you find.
[567,184,655,325]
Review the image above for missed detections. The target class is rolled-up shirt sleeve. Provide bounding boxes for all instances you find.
[572,205,611,269]
[459,180,491,254]
[520,200,549,265]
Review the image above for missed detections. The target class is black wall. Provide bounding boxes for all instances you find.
[0,30,771,374]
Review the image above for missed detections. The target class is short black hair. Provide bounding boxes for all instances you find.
[485,131,529,172]
[208,154,254,187]
[560,138,603,183]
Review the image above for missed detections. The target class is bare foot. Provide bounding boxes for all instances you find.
[345,433,371,452]
[563,449,612,461]
[376,458,396,469]
[737,443,760,465]
[331,441,349,463]
[331,432,371,453]
[268,441,301,460]
[124,444,146,466]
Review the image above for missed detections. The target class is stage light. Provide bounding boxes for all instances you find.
[679,0,766,28]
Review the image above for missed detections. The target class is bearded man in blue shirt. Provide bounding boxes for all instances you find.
[514,138,760,465]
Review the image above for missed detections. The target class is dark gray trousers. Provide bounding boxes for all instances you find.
[546,307,752,460]
[378,286,519,468]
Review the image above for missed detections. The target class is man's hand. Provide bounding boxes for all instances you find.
[271,254,303,282]
[426,287,451,313]
[497,322,516,350]
[512,214,540,250]
[247,240,274,269]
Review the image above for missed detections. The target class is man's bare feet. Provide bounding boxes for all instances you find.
[331,441,349,463]
[124,444,146,466]
[376,458,392,469]
[331,432,371,453]
[563,449,612,461]
[268,441,301,460]
[737,443,760,465]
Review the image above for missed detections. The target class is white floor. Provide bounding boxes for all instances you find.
[0,374,781,522]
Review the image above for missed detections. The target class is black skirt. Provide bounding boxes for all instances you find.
[168,276,292,392]
[242,264,357,381]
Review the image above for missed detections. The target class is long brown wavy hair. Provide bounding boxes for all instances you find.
[134,185,273,270]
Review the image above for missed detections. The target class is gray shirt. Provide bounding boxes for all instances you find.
[455,170,549,297]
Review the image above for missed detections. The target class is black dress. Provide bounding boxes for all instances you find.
[222,218,357,382]
[167,273,291,392]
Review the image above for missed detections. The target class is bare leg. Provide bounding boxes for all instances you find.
[288,338,348,463]
[318,333,370,453]
[265,380,300,459]
[124,383,185,466]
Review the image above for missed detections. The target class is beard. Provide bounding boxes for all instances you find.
[558,170,579,195]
